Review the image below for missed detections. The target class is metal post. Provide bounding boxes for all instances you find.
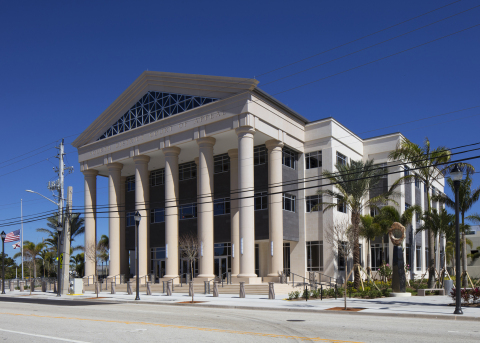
[321,284,323,300]
[135,216,140,301]
[454,180,463,315]
[1,235,5,294]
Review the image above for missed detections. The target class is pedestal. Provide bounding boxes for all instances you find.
[392,245,406,293]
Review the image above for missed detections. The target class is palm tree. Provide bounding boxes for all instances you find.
[73,253,85,277]
[388,137,473,287]
[319,159,401,289]
[97,235,109,277]
[359,215,382,276]
[433,176,480,286]
[37,213,85,251]
[14,241,45,279]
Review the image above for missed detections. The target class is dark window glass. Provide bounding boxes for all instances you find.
[305,151,322,169]
[150,169,165,186]
[306,195,321,212]
[283,193,296,212]
[126,176,135,192]
[214,198,230,215]
[179,203,197,219]
[254,192,268,210]
[306,241,323,272]
[179,162,197,181]
[214,155,230,174]
[336,152,347,166]
[126,212,135,227]
[254,146,267,166]
[150,208,165,223]
[282,147,297,169]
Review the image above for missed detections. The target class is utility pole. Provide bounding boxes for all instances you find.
[62,186,72,294]
[48,139,73,295]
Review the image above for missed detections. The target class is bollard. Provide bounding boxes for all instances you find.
[41,280,46,292]
[213,281,219,297]
[95,282,100,296]
[53,281,57,293]
[146,281,152,295]
[204,281,210,295]
[10,280,14,292]
[127,281,132,295]
[166,280,172,296]
[321,284,323,301]
[20,281,24,292]
[335,284,337,300]
[268,282,275,300]
[239,282,245,298]
[163,281,166,294]
[189,282,194,297]
[111,282,116,294]
[30,280,35,292]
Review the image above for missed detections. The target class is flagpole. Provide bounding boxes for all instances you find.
[21,199,24,281]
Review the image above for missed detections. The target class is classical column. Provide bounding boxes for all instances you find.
[228,149,240,277]
[236,126,256,277]
[197,137,216,278]
[107,163,123,281]
[265,140,284,277]
[119,176,129,277]
[163,147,181,279]
[83,169,98,280]
[133,155,150,280]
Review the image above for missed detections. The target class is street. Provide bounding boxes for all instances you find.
[0,298,478,342]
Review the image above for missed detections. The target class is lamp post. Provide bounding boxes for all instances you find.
[451,164,463,315]
[134,211,141,301]
[56,224,62,297]
[1,231,6,294]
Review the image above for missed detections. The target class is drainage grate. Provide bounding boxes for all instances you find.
[286,320,305,322]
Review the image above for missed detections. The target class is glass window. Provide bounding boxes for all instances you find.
[416,246,422,271]
[415,178,421,188]
[307,241,323,272]
[254,146,267,166]
[150,208,165,224]
[283,243,291,276]
[404,165,410,177]
[336,152,347,166]
[214,198,230,216]
[255,192,268,210]
[305,151,322,169]
[150,169,164,187]
[306,195,321,212]
[214,154,229,174]
[283,193,296,212]
[126,212,135,227]
[282,147,297,169]
[179,203,197,219]
[371,243,388,271]
[126,176,135,192]
[425,247,429,270]
[378,163,387,178]
[179,162,197,181]
[337,202,347,213]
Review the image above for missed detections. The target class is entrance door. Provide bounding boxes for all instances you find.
[155,259,166,281]
[214,257,228,280]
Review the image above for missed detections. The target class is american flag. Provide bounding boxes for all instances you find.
[12,242,21,249]
[5,229,20,243]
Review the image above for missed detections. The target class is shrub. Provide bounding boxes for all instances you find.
[472,287,480,303]
[302,288,309,299]
[311,289,320,299]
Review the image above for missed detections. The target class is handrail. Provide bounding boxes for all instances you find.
[311,271,339,288]
[289,272,309,287]
[220,272,230,287]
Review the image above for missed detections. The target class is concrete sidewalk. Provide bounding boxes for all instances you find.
[1,288,479,321]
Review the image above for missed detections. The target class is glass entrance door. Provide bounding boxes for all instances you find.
[180,258,197,280]
[214,257,228,280]
[155,259,166,281]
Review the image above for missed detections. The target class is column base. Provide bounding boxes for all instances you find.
[193,276,215,283]
[160,276,180,284]
[130,276,147,285]
[232,276,263,284]
[263,276,281,283]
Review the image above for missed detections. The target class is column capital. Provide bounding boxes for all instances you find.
[228,149,238,159]
[196,137,216,147]
[82,169,98,177]
[133,155,150,164]
[235,126,255,137]
[162,146,181,157]
[265,139,284,151]
[107,162,123,171]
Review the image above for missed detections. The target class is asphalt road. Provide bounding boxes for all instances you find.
[0,297,477,342]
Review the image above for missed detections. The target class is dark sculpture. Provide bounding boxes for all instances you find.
[389,222,406,293]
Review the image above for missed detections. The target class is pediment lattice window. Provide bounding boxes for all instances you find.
[98,91,218,140]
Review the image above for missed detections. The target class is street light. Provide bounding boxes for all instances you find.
[1,231,6,295]
[56,224,62,297]
[451,164,463,315]
[134,211,141,301]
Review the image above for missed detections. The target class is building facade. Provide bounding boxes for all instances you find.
[73,71,444,284]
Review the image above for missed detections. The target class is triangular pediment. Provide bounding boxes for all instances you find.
[72,71,259,148]
[98,91,218,141]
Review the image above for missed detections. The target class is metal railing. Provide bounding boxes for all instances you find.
[221,272,231,287]
[289,272,309,287]
[162,273,187,293]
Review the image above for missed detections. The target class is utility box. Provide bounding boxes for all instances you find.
[71,278,83,294]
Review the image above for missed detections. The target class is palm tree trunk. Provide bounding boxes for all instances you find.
[352,212,361,290]
[426,188,435,288]
[367,239,371,277]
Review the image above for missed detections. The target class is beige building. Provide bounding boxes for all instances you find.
[72,71,444,284]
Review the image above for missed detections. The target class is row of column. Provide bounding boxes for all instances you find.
[83,126,285,280]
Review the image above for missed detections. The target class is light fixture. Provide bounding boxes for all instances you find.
[0,231,5,241]
[134,211,141,222]
[451,164,463,181]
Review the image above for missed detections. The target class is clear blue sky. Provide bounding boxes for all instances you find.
[1,0,479,262]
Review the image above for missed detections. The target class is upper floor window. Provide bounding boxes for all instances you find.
[283,193,296,212]
[255,192,268,210]
[179,161,197,181]
[305,151,322,169]
[214,198,230,215]
[150,169,164,187]
[150,208,165,224]
[179,203,197,220]
[336,152,347,166]
[306,195,321,212]
[126,212,135,227]
[254,146,267,165]
[415,178,421,189]
[214,154,230,174]
[424,183,427,193]
[378,163,387,178]
[337,202,347,213]
[126,176,135,192]
[404,165,410,177]
[283,147,297,169]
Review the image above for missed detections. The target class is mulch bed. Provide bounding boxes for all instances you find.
[177,301,207,304]
[448,303,480,307]
[325,307,366,312]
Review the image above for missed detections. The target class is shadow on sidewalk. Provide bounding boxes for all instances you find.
[0,296,115,307]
